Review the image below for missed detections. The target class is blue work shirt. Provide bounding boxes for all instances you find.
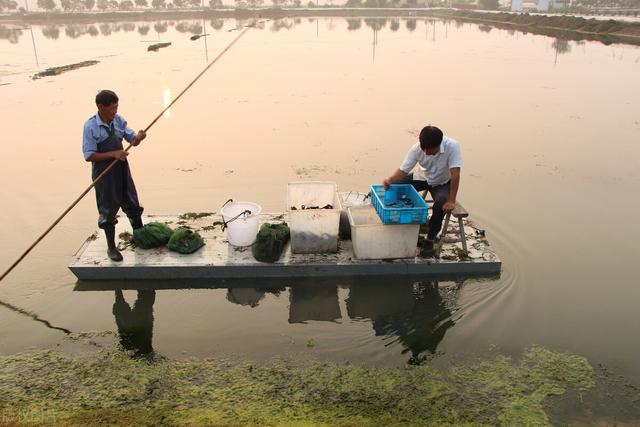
[82,113,136,161]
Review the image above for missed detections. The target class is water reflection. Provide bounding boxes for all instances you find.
[389,18,399,32]
[76,276,466,364]
[2,16,632,67]
[347,280,458,365]
[42,24,60,39]
[154,22,168,34]
[553,37,571,64]
[162,87,172,118]
[138,24,150,35]
[226,286,284,307]
[346,18,361,31]
[210,18,224,30]
[175,21,202,34]
[113,289,156,358]
[0,299,72,335]
[0,24,23,43]
[289,283,341,323]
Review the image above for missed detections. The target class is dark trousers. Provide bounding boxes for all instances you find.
[93,161,143,229]
[399,174,450,241]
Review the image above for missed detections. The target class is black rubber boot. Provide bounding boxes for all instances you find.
[420,239,435,258]
[130,216,143,230]
[104,225,123,262]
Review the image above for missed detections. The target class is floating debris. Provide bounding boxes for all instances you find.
[31,60,99,80]
[291,204,334,210]
[189,34,209,41]
[147,42,171,52]
[178,212,214,220]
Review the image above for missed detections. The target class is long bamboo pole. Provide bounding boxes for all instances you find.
[0,26,251,283]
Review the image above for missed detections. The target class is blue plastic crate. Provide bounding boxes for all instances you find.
[370,184,429,224]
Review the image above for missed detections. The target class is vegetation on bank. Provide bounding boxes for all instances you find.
[436,9,640,38]
[0,345,597,426]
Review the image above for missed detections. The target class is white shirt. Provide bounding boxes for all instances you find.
[399,136,463,186]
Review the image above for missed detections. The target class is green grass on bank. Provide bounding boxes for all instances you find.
[0,345,595,426]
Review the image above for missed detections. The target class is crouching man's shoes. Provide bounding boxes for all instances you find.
[421,239,436,258]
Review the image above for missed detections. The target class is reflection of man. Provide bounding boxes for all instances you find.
[83,90,147,261]
[226,287,285,308]
[383,125,462,256]
[113,290,155,358]
[347,280,456,365]
[226,288,266,308]
[388,282,455,365]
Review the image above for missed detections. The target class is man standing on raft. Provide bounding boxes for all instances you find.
[82,90,146,261]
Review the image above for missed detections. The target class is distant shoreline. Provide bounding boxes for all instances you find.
[2,8,640,46]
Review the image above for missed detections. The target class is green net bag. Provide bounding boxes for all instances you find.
[132,222,173,249]
[168,227,205,254]
[252,223,290,263]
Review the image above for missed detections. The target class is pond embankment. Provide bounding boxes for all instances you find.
[2,8,640,46]
[431,9,640,45]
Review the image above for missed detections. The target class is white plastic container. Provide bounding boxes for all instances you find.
[338,191,371,239]
[220,201,262,247]
[287,181,341,253]
[347,205,419,260]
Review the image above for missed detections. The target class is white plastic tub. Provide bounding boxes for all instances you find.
[347,205,419,260]
[287,181,341,254]
[338,191,371,239]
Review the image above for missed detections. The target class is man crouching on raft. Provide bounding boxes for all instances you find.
[82,90,146,261]
[383,125,462,257]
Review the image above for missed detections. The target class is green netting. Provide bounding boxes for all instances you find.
[168,227,205,254]
[252,223,290,263]
[132,222,173,249]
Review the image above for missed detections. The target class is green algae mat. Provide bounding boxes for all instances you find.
[0,344,600,426]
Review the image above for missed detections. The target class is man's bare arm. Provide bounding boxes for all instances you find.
[383,169,409,189]
[443,167,461,214]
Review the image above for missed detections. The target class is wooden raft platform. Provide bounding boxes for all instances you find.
[69,213,501,281]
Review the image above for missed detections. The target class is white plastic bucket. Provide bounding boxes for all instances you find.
[221,201,262,247]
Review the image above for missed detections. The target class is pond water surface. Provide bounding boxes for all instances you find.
[1,15,639,421]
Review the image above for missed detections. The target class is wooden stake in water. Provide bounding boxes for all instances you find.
[0,27,251,283]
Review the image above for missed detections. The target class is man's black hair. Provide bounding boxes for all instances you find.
[419,125,443,150]
[95,90,118,106]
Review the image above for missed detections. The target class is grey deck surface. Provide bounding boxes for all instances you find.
[69,213,501,280]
